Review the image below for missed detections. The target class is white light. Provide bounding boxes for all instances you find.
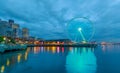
[3,37,6,40]
[78,27,82,31]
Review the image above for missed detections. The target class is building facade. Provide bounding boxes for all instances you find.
[0,20,12,37]
[0,19,29,39]
[12,23,19,38]
[22,28,29,39]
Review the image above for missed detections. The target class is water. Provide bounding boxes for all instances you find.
[0,45,120,73]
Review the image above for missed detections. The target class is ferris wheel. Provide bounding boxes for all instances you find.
[66,17,94,43]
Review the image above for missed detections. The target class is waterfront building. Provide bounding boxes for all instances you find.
[22,28,29,39]
[18,28,22,38]
[0,20,12,37]
[34,38,44,44]
[0,19,20,38]
[8,19,14,27]
[44,39,71,45]
[0,19,30,41]
[11,23,19,38]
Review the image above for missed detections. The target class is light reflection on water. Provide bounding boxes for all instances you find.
[66,48,97,73]
[0,45,120,73]
[32,46,65,54]
[0,48,30,73]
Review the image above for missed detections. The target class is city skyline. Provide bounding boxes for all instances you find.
[0,19,29,39]
[0,1,120,73]
[0,0,120,42]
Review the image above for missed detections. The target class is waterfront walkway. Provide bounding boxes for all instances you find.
[27,43,97,47]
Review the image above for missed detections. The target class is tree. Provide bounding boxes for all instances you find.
[10,38,16,44]
[0,36,4,43]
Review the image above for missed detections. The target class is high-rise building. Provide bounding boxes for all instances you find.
[0,20,12,37]
[12,23,19,38]
[18,28,22,38]
[8,19,14,27]
[0,19,29,39]
[22,28,29,39]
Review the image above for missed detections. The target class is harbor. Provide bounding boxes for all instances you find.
[0,43,97,53]
[0,0,120,72]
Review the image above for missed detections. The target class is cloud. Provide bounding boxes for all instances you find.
[0,0,120,41]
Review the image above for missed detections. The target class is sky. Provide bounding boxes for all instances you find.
[0,0,120,42]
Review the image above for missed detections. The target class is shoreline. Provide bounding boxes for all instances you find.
[27,43,97,47]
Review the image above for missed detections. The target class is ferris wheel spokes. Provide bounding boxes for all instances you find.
[67,17,94,43]
[78,27,86,43]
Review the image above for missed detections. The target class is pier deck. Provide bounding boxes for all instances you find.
[27,43,97,48]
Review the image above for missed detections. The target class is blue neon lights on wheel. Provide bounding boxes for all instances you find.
[66,17,94,43]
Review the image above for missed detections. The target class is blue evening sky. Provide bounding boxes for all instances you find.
[0,0,120,42]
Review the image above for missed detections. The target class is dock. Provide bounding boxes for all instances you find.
[0,43,97,53]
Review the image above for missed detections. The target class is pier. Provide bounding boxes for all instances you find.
[27,43,97,48]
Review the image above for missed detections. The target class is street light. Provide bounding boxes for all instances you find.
[3,37,6,41]
[9,40,11,42]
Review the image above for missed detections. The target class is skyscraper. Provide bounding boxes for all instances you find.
[12,23,19,38]
[0,20,12,37]
[22,28,29,39]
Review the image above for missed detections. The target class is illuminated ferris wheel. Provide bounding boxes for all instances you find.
[66,17,94,43]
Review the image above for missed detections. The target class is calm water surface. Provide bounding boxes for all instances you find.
[0,45,120,73]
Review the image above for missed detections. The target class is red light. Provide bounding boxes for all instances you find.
[62,47,64,53]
